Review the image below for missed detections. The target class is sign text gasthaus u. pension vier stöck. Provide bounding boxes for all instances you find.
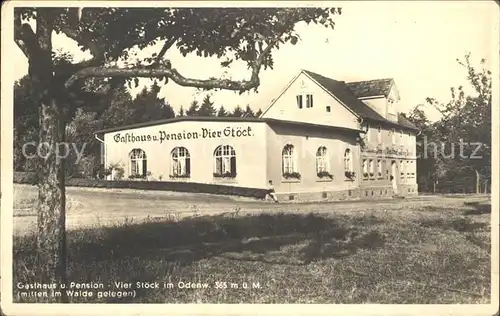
[113,126,254,144]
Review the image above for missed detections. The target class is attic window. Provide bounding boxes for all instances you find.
[326,106,331,113]
[296,95,303,109]
[306,94,314,108]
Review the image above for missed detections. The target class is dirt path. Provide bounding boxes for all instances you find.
[11,184,490,236]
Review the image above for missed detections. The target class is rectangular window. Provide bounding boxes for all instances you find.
[391,128,396,145]
[326,106,331,113]
[344,149,352,173]
[282,145,296,174]
[296,95,303,109]
[363,159,368,179]
[306,94,313,108]
[377,126,382,144]
[366,124,371,143]
[283,157,294,173]
[377,160,382,178]
[131,160,140,176]
[369,159,375,178]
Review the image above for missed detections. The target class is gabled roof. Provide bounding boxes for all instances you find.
[302,70,417,131]
[397,113,418,130]
[303,70,388,122]
[346,78,394,98]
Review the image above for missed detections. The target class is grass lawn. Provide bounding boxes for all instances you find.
[12,185,491,304]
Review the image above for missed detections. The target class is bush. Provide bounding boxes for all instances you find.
[13,172,268,199]
[13,172,38,185]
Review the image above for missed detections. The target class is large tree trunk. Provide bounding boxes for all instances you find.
[36,95,68,302]
[30,9,68,302]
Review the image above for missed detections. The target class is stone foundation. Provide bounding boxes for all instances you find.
[275,183,419,203]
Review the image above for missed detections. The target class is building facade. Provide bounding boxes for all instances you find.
[95,70,418,202]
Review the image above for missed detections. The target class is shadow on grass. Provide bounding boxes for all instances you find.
[13,212,386,296]
[68,213,385,264]
[463,201,491,215]
[419,217,489,233]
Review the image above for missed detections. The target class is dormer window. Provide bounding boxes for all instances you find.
[388,98,396,115]
[296,95,303,109]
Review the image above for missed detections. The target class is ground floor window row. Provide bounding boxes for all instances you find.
[281,145,355,181]
[125,145,237,179]
[361,158,416,181]
[124,145,356,181]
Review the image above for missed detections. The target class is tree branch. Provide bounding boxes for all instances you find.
[65,34,281,92]
[14,12,39,59]
[60,27,103,59]
[154,38,176,65]
[65,65,260,91]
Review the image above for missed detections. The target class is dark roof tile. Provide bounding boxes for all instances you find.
[303,70,418,131]
[303,70,387,122]
[347,78,393,98]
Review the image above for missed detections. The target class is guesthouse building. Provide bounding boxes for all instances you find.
[94,70,419,201]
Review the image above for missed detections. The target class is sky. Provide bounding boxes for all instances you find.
[10,1,499,122]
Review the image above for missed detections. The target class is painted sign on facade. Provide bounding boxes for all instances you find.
[113,126,255,144]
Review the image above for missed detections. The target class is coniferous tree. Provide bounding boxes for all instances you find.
[217,105,229,117]
[244,104,255,117]
[186,100,199,116]
[255,108,263,117]
[178,105,185,117]
[198,95,217,116]
[132,81,175,122]
[231,105,244,117]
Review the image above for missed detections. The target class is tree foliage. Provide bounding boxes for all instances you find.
[217,105,229,117]
[407,53,491,193]
[131,82,176,122]
[244,104,255,117]
[186,100,199,116]
[230,105,245,117]
[177,105,185,117]
[12,6,342,300]
[197,95,217,116]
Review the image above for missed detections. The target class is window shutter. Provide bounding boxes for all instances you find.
[142,159,147,176]
[214,157,219,174]
[186,158,191,176]
[230,156,236,176]
[296,95,303,109]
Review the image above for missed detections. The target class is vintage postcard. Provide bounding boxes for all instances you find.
[1,1,499,315]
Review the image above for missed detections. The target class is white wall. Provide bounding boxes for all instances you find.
[361,97,387,118]
[261,72,360,130]
[103,121,269,189]
[265,124,359,193]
